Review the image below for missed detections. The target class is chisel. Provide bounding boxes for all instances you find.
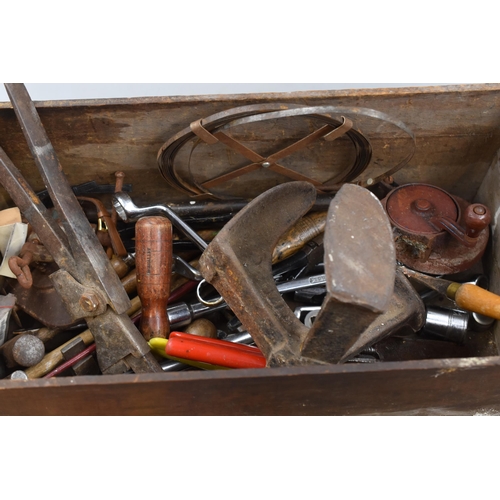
[400,266,500,320]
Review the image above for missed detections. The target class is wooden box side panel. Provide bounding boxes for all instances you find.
[0,85,499,207]
[1,357,500,416]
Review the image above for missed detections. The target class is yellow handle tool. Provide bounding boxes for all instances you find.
[400,266,500,320]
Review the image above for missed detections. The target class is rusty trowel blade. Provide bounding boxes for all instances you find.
[300,184,396,364]
[339,269,426,362]
[199,181,317,365]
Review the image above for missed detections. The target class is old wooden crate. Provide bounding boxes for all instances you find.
[1,84,500,416]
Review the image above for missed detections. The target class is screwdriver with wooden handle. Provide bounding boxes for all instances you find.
[400,266,500,320]
[135,216,173,340]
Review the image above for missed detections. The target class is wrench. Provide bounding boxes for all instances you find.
[112,191,208,252]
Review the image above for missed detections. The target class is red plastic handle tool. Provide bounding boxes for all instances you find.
[165,332,266,369]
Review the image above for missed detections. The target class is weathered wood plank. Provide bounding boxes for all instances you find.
[1,357,500,416]
[0,84,499,206]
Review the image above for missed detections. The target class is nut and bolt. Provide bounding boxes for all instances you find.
[79,292,101,313]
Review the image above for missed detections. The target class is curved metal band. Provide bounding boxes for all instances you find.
[157,103,415,200]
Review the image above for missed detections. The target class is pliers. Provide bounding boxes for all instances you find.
[0,83,161,374]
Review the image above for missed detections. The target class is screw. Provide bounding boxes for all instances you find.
[261,161,271,168]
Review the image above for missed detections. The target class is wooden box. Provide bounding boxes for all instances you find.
[1,84,500,415]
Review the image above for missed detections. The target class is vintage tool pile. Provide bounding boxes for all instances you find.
[0,83,498,381]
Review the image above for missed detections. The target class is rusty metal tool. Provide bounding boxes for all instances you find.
[383,183,491,275]
[157,104,415,200]
[8,240,39,289]
[400,265,500,320]
[299,184,396,364]
[76,196,128,257]
[0,83,161,374]
[292,269,427,361]
[199,181,396,366]
[338,268,426,361]
[135,216,173,340]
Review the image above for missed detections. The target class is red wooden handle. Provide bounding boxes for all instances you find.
[136,216,173,340]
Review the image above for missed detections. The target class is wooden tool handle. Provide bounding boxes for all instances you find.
[272,211,327,264]
[135,216,173,340]
[25,329,94,379]
[455,284,500,320]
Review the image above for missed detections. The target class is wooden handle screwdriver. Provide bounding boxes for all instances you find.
[136,216,173,341]
[400,266,500,320]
